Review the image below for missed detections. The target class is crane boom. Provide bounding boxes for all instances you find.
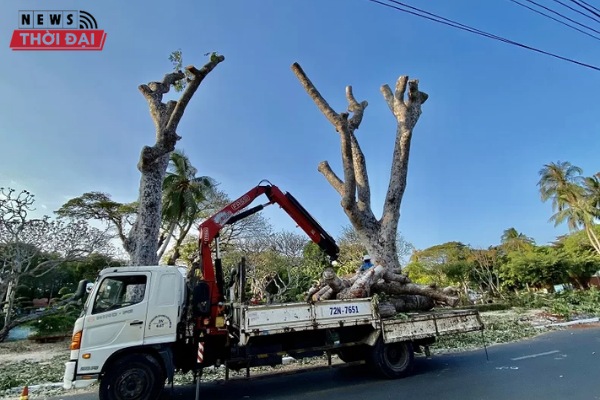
[195,182,339,335]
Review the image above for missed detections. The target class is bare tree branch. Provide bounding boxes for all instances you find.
[381,77,428,239]
[291,63,341,127]
[317,161,344,195]
[380,84,394,113]
[167,57,225,132]
[345,86,372,212]
[338,115,357,213]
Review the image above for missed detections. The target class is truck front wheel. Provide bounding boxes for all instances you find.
[368,338,414,379]
[99,353,165,400]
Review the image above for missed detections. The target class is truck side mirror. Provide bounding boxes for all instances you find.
[73,279,89,300]
[192,282,211,317]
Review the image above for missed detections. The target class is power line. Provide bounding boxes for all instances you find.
[550,0,600,25]
[509,0,600,41]
[519,0,600,34]
[366,0,600,72]
[579,0,600,14]
[569,0,600,20]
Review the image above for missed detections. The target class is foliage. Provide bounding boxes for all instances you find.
[159,149,216,264]
[405,241,473,287]
[538,161,600,255]
[29,310,78,337]
[502,288,600,320]
[548,288,600,319]
[0,353,68,392]
[432,312,542,352]
[499,246,566,290]
[169,50,220,92]
[504,291,552,309]
[0,188,113,341]
[500,227,535,254]
[55,192,137,247]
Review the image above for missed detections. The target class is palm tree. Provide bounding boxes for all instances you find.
[157,150,215,263]
[538,161,600,254]
[500,227,534,253]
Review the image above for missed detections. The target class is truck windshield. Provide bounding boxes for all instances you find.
[92,275,147,314]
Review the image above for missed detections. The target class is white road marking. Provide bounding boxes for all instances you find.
[511,350,560,361]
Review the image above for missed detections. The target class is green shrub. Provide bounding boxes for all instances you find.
[549,288,600,319]
[504,291,552,309]
[30,312,77,337]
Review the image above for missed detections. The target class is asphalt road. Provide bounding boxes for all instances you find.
[52,326,600,400]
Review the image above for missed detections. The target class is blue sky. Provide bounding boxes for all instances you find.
[1,0,599,253]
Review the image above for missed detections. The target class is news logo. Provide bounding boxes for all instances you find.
[10,10,107,51]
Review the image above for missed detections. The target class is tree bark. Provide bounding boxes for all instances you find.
[291,63,427,272]
[378,295,435,317]
[373,281,459,307]
[125,55,224,265]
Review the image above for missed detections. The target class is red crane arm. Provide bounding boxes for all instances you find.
[197,182,339,315]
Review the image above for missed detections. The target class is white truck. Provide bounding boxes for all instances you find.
[63,183,484,400]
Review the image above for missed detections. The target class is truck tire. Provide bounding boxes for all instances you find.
[99,353,165,400]
[367,338,414,379]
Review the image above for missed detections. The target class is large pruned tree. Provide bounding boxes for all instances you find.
[291,63,457,308]
[124,53,224,266]
[0,188,113,341]
[291,63,426,270]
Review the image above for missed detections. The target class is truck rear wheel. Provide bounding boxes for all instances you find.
[99,353,164,400]
[367,338,414,379]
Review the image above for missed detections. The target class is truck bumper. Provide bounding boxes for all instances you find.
[63,361,98,390]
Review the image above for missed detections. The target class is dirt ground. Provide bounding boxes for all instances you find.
[0,340,69,364]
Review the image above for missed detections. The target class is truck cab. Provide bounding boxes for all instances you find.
[63,266,186,395]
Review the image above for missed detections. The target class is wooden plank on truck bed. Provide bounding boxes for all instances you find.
[381,309,483,343]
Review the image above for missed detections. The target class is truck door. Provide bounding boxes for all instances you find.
[143,271,181,344]
[80,273,150,361]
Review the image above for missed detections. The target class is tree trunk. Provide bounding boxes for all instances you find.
[157,220,177,261]
[2,278,17,330]
[306,267,457,308]
[379,295,435,316]
[125,54,224,266]
[128,156,170,265]
[167,220,196,265]
[372,281,459,307]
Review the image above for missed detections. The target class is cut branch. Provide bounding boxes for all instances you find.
[167,56,225,132]
[373,281,459,307]
[317,161,344,196]
[291,63,340,127]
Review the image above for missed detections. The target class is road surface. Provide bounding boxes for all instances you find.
[52,325,600,400]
